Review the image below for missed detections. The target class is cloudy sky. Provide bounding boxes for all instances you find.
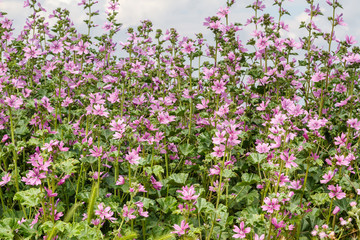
[0,0,359,48]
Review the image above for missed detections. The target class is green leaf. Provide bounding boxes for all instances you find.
[179,144,195,156]
[247,153,266,164]
[153,165,164,179]
[0,225,13,239]
[102,129,113,140]
[15,124,29,135]
[55,158,79,175]
[168,173,188,185]
[80,156,97,164]
[310,193,329,205]
[195,197,214,213]
[157,196,178,213]
[223,169,235,178]
[14,188,44,207]
[241,173,260,185]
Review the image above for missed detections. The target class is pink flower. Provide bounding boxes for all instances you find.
[288,180,302,190]
[346,35,357,45]
[232,221,251,239]
[157,111,176,124]
[93,104,109,117]
[138,207,149,217]
[261,197,281,213]
[328,185,346,199]
[334,133,347,147]
[44,187,58,197]
[211,144,225,158]
[320,171,334,184]
[122,205,136,219]
[150,176,162,190]
[21,169,46,186]
[89,146,103,157]
[280,151,298,169]
[308,118,327,131]
[95,203,117,222]
[347,118,360,131]
[212,131,226,145]
[125,149,141,165]
[176,185,199,201]
[5,95,23,109]
[254,234,265,240]
[115,175,125,185]
[181,41,195,54]
[172,220,189,236]
[49,40,64,54]
[0,173,11,187]
[217,6,229,18]
[332,206,340,215]
[102,22,113,31]
[256,143,270,153]
[196,98,209,110]
[212,80,226,94]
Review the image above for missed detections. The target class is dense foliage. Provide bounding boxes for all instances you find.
[1,0,360,239]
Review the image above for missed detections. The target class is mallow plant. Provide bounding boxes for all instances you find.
[0,0,360,239]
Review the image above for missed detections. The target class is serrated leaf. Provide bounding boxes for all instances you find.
[241,173,260,184]
[14,188,44,207]
[179,144,194,156]
[168,173,188,185]
[310,193,329,205]
[157,196,177,213]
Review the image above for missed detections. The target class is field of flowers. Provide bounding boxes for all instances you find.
[1,0,360,239]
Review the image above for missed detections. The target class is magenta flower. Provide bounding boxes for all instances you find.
[256,142,270,154]
[102,22,113,31]
[89,146,103,157]
[211,144,225,158]
[280,151,298,169]
[176,185,199,201]
[328,185,346,199]
[254,234,265,240]
[288,180,302,190]
[157,111,176,124]
[232,221,251,239]
[21,169,46,186]
[125,149,141,165]
[347,118,360,131]
[44,187,58,198]
[212,131,226,145]
[5,95,23,109]
[0,173,11,187]
[95,203,117,222]
[181,41,195,54]
[212,80,226,94]
[122,204,136,219]
[171,220,189,236]
[92,104,109,117]
[334,133,347,147]
[261,197,281,213]
[308,118,327,131]
[116,175,125,185]
[150,176,162,190]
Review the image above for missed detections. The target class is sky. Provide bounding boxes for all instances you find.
[0,0,359,49]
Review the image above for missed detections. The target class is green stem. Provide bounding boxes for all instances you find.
[8,107,27,218]
[327,198,333,224]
